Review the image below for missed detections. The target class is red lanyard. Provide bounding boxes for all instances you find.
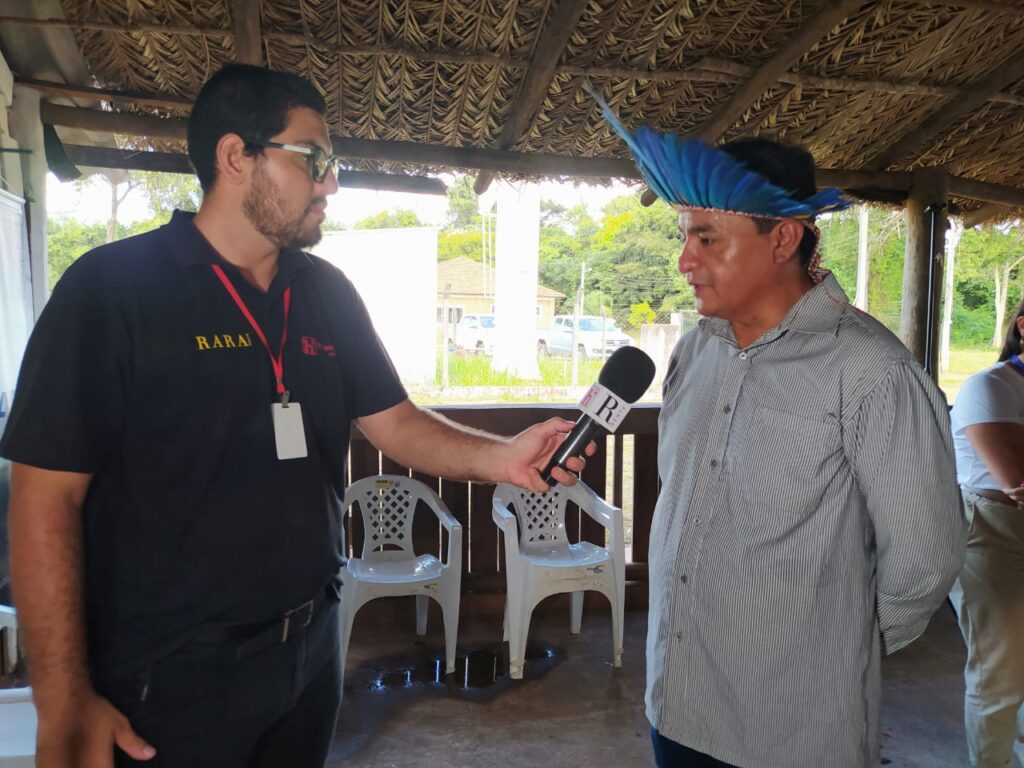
[211,264,292,402]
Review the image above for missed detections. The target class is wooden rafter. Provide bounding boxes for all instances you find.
[693,0,866,142]
[471,0,591,195]
[62,145,448,195]
[14,77,193,110]
[963,203,1017,228]
[230,0,263,65]
[867,54,1024,170]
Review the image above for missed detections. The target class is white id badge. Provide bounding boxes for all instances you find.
[271,402,308,460]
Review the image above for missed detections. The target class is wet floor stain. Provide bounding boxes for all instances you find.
[332,642,565,760]
[366,644,559,694]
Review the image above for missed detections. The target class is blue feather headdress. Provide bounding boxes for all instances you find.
[591,89,851,220]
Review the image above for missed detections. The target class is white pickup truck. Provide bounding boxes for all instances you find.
[453,313,496,354]
[537,315,631,359]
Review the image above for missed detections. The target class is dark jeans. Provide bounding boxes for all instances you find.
[651,727,739,768]
[97,597,341,768]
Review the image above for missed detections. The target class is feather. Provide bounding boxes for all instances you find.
[588,84,852,218]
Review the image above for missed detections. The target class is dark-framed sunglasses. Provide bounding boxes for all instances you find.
[243,139,340,183]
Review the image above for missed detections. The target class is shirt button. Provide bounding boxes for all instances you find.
[675,631,683,641]
[739,352,748,360]
[723,405,731,414]
[681,574,688,584]
[710,459,718,468]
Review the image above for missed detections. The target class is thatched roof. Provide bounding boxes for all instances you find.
[2,0,1024,221]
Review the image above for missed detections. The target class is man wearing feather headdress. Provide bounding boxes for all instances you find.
[594,93,965,767]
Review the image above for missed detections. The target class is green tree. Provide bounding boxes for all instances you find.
[353,209,423,229]
[586,196,690,319]
[444,175,481,232]
[438,230,484,261]
[957,224,1024,346]
[140,172,201,222]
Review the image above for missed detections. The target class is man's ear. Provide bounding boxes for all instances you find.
[214,133,253,188]
[770,219,806,266]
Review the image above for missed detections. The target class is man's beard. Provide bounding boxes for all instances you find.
[243,163,324,250]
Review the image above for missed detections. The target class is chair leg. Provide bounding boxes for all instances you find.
[611,590,623,668]
[415,593,429,636]
[508,593,533,680]
[441,589,460,675]
[570,590,584,635]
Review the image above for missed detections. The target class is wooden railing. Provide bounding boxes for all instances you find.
[347,404,660,597]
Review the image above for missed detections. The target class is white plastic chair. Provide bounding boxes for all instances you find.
[493,481,624,679]
[339,475,463,674]
[0,606,36,768]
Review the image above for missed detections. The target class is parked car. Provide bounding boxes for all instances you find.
[453,313,496,354]
[537,315,631,359]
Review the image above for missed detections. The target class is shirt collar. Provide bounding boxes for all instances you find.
[165,209,314,286]
[699,271,850,346]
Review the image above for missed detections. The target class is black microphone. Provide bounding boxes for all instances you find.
[542,346,656,486]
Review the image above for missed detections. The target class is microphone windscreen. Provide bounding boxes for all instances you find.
[598,346,656,403]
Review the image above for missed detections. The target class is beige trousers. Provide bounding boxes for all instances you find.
[950,489,1024,768]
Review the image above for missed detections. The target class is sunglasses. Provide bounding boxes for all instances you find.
[244,139,341,183]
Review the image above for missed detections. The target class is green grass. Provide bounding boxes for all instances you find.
[436,353,605,388]
[939,346,999,402]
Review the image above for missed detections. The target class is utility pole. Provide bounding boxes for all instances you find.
[441,282,451,388]
[571,262,586,386]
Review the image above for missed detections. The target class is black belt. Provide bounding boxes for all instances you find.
[193,590,334,658]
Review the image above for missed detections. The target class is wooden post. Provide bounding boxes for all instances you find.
[9,85,48,317]
[900,167,949,378]
[854,205,869,310]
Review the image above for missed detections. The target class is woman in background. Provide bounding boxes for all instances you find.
[949,297,1024,768]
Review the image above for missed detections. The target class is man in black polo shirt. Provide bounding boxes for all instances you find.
[1,64,585,768]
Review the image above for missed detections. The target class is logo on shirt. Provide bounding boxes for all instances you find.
[195,333,253,351]
[301,336,337,357]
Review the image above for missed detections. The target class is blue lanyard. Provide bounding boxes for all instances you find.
[1009,354,1024,377]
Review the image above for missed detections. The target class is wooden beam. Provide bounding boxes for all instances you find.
[230,0,262,65]
[921,0,1024,13]
[901,167,949,377]
[817,168,911,191]
[0,16,231,37]
[39,105,1024,205]
[963,202,1017,228]
[948,174,1024,208]
[330,136,639,178]
[690,56,1024,107]
[694,0,865,142]
[41,103,187,140]
[65,145,193,174]
[868,55,1024,170]
[61,145,448,194]
[473,0,591,195]
[14,77,192,110]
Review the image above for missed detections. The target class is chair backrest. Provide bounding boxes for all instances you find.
[495,484,571,550]
[344,475,426,563]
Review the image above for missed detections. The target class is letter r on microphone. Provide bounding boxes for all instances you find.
[579,383,630,432]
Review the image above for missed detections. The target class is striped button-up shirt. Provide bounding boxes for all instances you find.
[647,274,965,767]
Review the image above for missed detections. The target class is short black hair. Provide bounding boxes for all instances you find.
[718,137,820,266]
[187,64,326,193]
[998,297,1024,363]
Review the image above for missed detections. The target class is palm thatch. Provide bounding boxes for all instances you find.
[4,0,1024,216]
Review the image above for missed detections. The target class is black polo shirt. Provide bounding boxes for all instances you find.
[0,210,406,675]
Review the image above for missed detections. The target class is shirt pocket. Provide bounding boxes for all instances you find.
[732,405,843,526]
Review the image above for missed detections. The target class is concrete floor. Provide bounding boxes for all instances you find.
[329,596,969,768]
